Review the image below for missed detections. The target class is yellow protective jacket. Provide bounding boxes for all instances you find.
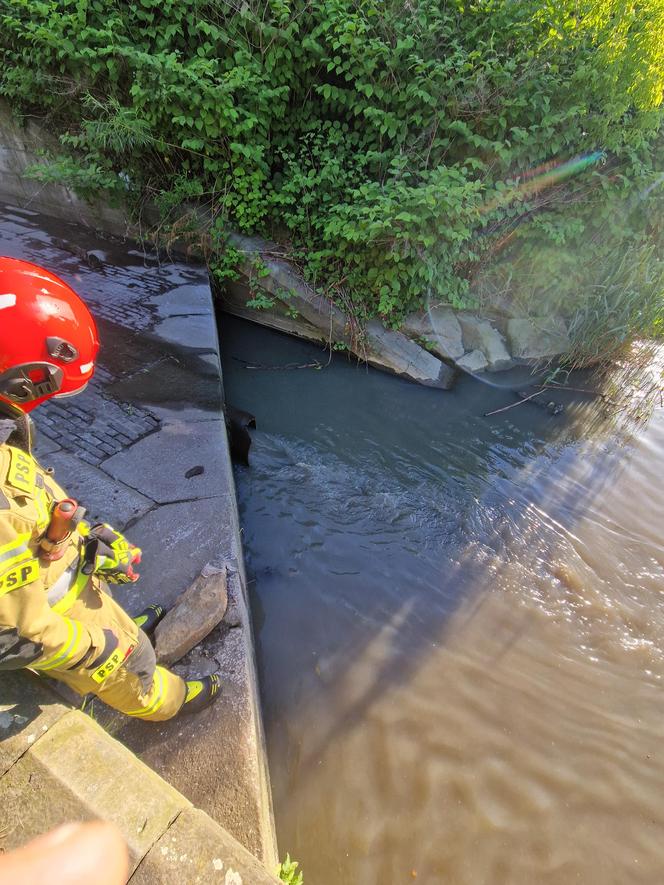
[0,414,187,720]
[0,434,107,673]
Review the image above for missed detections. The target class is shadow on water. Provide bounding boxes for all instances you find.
[219,315,657,882]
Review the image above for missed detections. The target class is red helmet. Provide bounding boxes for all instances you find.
[0,257,99,413]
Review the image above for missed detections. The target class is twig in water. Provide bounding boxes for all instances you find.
[537,384,619,406]
[233,357,323,371]
[539,383,605,397]
[484,390,545,417]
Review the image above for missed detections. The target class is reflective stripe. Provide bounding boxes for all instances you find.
[185,680,204,702]
[34,484,50,530]
[0,532,31,567]
[33,619,83,671]
[126,666,167,718]
[51,568,90,615]
[46,562,78,606]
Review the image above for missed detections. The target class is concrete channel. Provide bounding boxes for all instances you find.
[0,202,279,881]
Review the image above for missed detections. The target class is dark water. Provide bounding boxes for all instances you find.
[221,315,664,885]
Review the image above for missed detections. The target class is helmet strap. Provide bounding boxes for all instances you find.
[0,362,64,406]
[0,400,33,452]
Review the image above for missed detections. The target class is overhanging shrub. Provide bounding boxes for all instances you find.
[1,0,662,346]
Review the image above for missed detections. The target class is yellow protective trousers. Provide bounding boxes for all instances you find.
[41,581,187,722]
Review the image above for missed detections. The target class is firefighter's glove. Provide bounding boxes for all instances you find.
[82,524,142,584]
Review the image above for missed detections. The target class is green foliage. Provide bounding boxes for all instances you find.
[245,291,276,310]
[210,245,243,285]
[278,854,303,885]
[0,0,662,342]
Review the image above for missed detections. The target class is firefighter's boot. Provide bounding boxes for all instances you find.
[180,673,222,715]
[133,603,166,636]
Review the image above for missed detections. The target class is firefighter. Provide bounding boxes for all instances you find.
[0,256,221,719]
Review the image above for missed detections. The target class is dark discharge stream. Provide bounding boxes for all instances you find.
[221,315,664,885]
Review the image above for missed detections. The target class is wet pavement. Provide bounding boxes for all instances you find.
[0,203,277,866]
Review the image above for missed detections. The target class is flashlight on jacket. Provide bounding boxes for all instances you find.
[40,498,86,561]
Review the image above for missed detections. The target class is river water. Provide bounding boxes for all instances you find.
[221,315,664,885]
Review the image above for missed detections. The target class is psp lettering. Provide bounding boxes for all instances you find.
[0,561,38,593]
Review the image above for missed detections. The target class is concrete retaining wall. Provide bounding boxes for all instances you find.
[0,100,133,237]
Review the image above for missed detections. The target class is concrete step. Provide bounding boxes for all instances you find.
[0,672,280,884]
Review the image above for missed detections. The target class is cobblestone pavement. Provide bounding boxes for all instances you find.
[40,386,161,466]
[0,202,277,867]
[2,206,212,467]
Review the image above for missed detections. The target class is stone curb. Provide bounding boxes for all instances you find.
[0,673,280,884]
[132,808,279,884]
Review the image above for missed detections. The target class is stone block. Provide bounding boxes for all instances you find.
[151,283,213,318]
[155,312,220,351]
[106,354,223,423]
[40,450,153,528]
[365,321,456,389]
[0,711,190,872]
[0,671,69,777]
[222,570,245,629]
[401,307,465,360]
[458,314,513,372]
[456,349,489,374]
[506,316,570,360]
[131,808,280,884]
[155,565,229,665]
[102,420,229,505]
[111,497,237,614]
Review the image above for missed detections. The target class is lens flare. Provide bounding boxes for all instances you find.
[479,151,605,217]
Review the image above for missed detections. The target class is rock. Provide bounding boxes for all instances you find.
[85,249,106,269]
[456,349,488,374]
[155,564,228,666]
[506,316,570,360]
[401,307,465,360]
[222,571,243,628]
[365,320,455,389]
[223,602,242,629]
[458,315,513,372]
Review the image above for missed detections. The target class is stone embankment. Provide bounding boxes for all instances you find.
[223,234,571,386]
[0,203,278,880]
[225,234,456,389]
[0,98,570,391]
